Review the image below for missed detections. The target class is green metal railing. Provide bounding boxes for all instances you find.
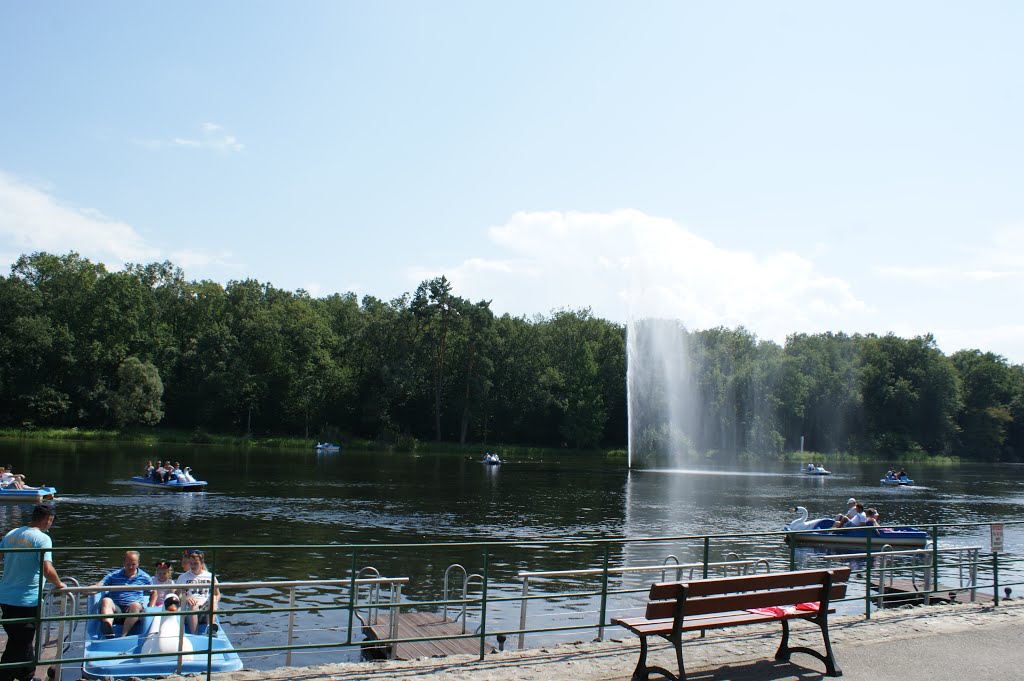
[1,520,1019,680]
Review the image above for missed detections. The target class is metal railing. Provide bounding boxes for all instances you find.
[0,520,1019,681]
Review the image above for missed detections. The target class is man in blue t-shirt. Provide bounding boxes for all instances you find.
[94,551,152,638]
[0,504,66,681]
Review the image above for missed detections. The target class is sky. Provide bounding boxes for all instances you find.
[1,1,1022,363]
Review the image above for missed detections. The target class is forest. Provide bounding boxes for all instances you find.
[1,252,1022,461]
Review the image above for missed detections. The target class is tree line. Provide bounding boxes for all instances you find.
[0,252,1021,461]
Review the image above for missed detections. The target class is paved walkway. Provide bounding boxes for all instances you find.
[40,599,1024,680]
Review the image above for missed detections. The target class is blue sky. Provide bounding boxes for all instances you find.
[2,1,1022,362]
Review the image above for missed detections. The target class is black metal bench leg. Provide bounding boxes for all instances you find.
[819,619,842,677]
[632,634,651,681]
[630,633,680,681]
[673,633,686,681]
[775,618,791,661]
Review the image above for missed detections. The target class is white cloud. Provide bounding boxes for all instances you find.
[133,122,245,153]
[0,170,160,267]
[0,170,240,277]
[167,248,242,272]
[411,209,867,345]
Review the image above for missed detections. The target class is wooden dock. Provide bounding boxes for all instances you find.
[362,611,497,660]
[870,578,995,605]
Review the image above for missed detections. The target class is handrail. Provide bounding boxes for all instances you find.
[516,558,762,649]
[5,521,1019,681]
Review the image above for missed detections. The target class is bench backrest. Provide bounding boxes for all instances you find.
[645,568,850,620]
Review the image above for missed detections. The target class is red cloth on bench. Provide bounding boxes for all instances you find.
[746,602,820,617]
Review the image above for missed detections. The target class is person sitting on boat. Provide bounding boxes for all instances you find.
[864,508,881,527]
[176,549,221,634]
[897,468,909,481]
[833,497,858,526]
[143,460,155,479]
[1,465,40,490]
[95,550,153,638]
[835,503,867,528]
[807,463,815,472]
[149,560,176,607]
[162,461,174,482]
[1,465,24,489]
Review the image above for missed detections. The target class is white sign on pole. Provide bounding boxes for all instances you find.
[991,523,1004,553]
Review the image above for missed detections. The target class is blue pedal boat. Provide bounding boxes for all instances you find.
[128,476,207,492]
[82,594,242,679]
[0,485,57,503]
[785,507,929,548]
[881,476,914,486]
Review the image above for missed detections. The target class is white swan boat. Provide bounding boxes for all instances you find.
[784,506,929,547]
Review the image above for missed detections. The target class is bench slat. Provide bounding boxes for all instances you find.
[615,607,838,636]
[649,568,850,600]
[646,583,846,619]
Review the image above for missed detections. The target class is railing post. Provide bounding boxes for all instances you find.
[931,525,939,604]
[597,541,610,642]
[864,532,872,619]
[789,536,796,571]
[346,549,357,645]
[518,577,529,650]
[993,551,1000,606]
[702,538,709,580]
[286,586,296,667]
[53,590,68,678]
[205,548,218,681]
[478,546,489,661]
[33,550,44,674]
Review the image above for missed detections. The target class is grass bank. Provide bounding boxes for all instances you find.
[0,427,622,460]
[774,449,959,465]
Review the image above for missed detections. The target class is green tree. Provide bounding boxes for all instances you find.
[108,356,164,427]
[952,350,1016,460]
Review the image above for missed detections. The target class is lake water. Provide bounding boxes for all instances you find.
[2,440,1021,668]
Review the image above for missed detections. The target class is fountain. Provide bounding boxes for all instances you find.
[626,317,699,469]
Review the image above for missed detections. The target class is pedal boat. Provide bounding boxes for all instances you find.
[82,593,242,679]
[785,506,929,548]
[0,485,57,502]
[128,476,207,492]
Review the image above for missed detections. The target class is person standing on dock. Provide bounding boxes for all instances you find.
[0,504,66,681]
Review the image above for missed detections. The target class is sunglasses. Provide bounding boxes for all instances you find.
[155,561,170,569]
[184,550,204,558]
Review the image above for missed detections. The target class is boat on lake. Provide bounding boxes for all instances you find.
[128,476,207,493]
[881,475,914,486]
[481,453,502,465]
[784,506,928,548]
[82,593,242,679]
[314,442,341,452]
[0,485,57,502]
[801,464,831,476]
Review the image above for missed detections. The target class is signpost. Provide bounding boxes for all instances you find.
[991,523,1004,605]
[991,523,1004,553]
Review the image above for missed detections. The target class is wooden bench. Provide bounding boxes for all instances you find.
[612,567,850,680]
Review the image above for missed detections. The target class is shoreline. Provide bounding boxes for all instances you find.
[108,598,1024,681]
